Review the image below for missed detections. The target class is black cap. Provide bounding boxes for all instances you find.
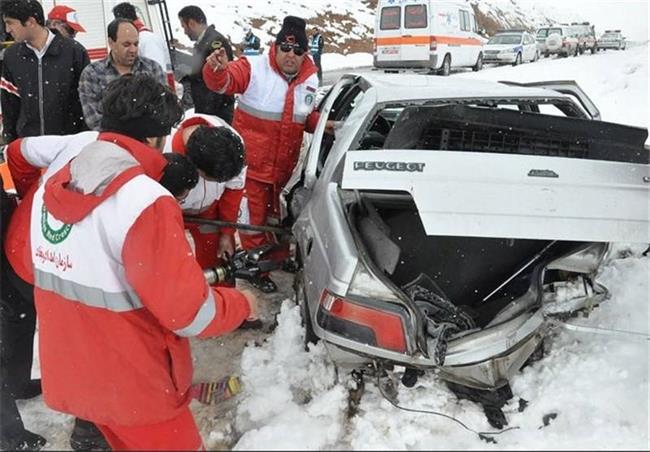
[275,16,308,50]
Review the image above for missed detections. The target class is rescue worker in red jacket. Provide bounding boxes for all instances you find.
[166,113,246,270]
[203,15,334,293]
[22,74,258,450]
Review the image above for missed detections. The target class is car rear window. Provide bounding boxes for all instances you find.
[536,29,549,38]
[380,6,401,30]
[404,4,427,29]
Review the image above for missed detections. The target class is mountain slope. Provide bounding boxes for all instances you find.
[166,0,581,54]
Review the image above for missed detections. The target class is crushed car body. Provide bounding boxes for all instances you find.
[283,73,650,393]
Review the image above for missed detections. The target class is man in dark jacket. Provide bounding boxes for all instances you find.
[0,0,89,144]
[177,5,235,123]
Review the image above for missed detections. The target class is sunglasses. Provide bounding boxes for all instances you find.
[279,43,306,56]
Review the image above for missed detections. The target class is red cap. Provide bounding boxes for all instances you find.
[47,5,86,33]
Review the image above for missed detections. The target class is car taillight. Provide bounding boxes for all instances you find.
[318,290,407,353]
[429,36,437,51]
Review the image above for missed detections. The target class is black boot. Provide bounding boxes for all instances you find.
[69,418,110,451]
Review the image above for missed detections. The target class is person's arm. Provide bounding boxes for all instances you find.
[319,35,324,52]
[1,55,20,143]
[70,43,90,133]
[202,49,252,95]
[123,196,255,338]
[77,65,103,131]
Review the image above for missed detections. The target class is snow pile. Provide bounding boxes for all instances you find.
[234,302,346,450]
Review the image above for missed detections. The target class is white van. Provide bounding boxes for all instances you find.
[373,0,485,75]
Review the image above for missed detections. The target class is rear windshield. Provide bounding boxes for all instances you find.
[488,35,522,45]
[380,6,401,30]
[404,4,427,29]
[536,29,549,38]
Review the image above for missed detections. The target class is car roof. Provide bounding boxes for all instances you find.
[343,73,569,103]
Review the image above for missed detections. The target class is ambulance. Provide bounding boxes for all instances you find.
[373,0,485,75]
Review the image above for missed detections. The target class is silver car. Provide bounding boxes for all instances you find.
[598,30,627,50]
[282,73,649,422]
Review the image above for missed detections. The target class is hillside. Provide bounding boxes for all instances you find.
[166,0,581,54]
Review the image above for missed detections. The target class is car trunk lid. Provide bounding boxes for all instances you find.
[342,149,649,243]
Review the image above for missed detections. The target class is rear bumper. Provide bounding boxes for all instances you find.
[373,54,438,70]
[598,42,622,49]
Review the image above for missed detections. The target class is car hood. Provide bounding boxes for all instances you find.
[341,150,649,243]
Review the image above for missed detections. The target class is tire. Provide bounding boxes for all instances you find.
[544,51,550,58]
[472,53,483,72]
[578,45,584,55]
[437,54,451,76]
[512,53,522,66]
[574,46,579,57]
[294,271,318,349]
[533,51,539,62]
[591,46,596,54]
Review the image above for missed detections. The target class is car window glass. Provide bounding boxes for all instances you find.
[548,28,563,36]
[318,85,365,176]
[459,10,471,31]
[404,5,427,29]
[380,6,401,30]
[488,35,522,45]
[536,28,548,38]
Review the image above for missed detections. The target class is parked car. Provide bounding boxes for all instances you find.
[483,30,539,65]
[570,22,598,54]
[598,29,627,50]
[373,0,484,75]
[537,25,579,57]
[282,72,649,422]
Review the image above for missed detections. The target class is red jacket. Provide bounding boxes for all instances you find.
[170,115,245,236]
[27,132,250,426]
[202,46,320,188]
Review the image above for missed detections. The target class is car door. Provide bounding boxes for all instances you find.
[280,76,359,220]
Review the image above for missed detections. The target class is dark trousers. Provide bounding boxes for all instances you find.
[313,53,322,85]
[0,260,37,441]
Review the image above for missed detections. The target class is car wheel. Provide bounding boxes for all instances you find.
[574,46,579,56]
[438,54,451,76]
[544,51,550,58]
[512,53,522,66]
[472,52,483,72]
[591,46,596,54]
[533,51,539,62]
[294,271,319,349]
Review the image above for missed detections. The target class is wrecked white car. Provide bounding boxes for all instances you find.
[282,73,649,425]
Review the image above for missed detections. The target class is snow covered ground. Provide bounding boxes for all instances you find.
[18,45,649,451]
